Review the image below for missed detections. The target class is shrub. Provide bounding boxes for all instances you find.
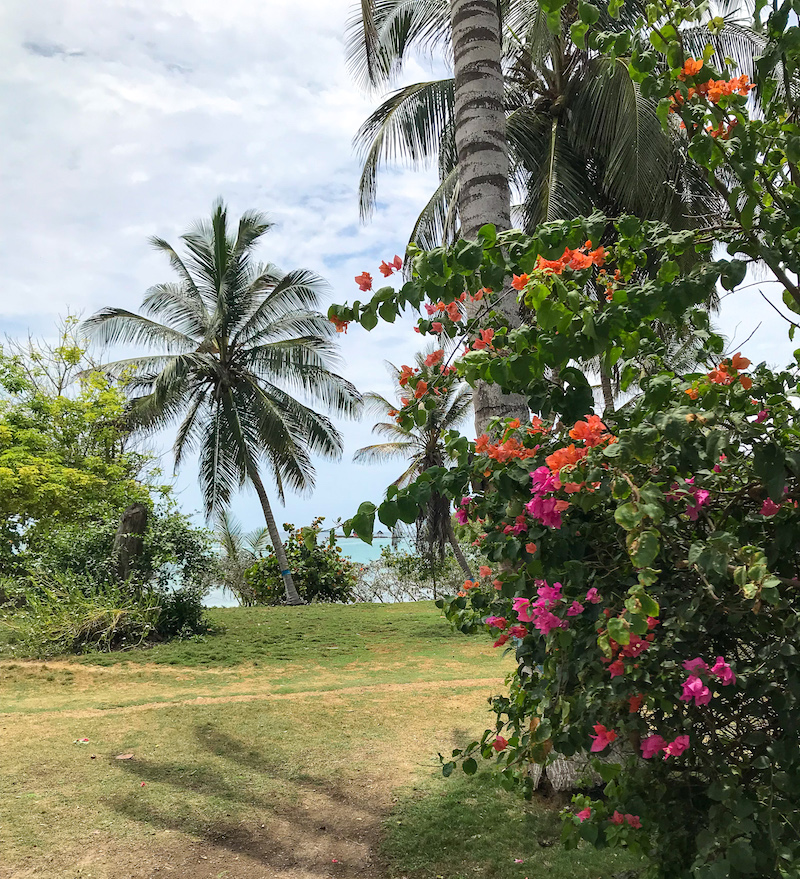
[0,573,210,657]
[243,518,358,605]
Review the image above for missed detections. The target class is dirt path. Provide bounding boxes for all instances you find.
[2,676,505,879]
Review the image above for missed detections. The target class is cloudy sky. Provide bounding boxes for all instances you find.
[1,0,796,535]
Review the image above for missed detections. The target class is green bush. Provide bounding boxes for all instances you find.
[0,573,210,657]
[243,518,358,605]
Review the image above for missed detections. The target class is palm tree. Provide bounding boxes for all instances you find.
[348,0,761,247]
[82,200,361,605]
[212,510,271,606]
[353,349,474,577]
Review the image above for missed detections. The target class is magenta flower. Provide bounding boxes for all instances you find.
[484,616,508,630]
[680,675,712,706]
[625,814,642,828]
[711,656,736,685]
[536,581,563,605]
[609,811,625,825]
[590,724,617,753]
[525,495,563,529]
[585,587,602,604]
[682,657,709,675]
[567,600,585,617]
[532,610,566,635]
[512,597,533,622]
[608,659,625,678]
[530,465,560,494]
[641,734,668,759]
[761,498,781,516]
[508,624,528,639]
[686,489,710,520]
[577,808,592,822]
[756,409,769,423]
[664,735,690,758]
[455,507,469,525]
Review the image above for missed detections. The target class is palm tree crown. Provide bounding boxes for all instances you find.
[354,348,474,575]
[83,199,361,604]
[348,0,761,248]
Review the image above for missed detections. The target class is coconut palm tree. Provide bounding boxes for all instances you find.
[348,0,761,248]
[354,349,474,577]
[82,199,361,605]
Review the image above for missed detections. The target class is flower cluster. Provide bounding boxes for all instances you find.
[679,656,736,706]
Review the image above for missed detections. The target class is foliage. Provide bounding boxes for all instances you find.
[209,510,272,605]
[243,518,359,605]
[0,332,148,574]
[331,2,800,873]
[25,498,216,593]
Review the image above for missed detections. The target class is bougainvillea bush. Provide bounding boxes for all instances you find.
[329,2,800,875]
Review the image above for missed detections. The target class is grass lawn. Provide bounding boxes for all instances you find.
[0,602,642,879]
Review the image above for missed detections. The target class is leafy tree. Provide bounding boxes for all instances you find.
[354,347,474,576]
[83,200,361,605]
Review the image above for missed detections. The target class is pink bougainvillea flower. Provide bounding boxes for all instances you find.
[577,808,592,822]
[683,657,709,674]
[625,814,642,828]
[761,498,781,516]
[508,624,528,639]
[530,465,560,495]
[647,616,659,629]
[492,736,508,752]
[485,616,508,630]
[608,659,625,678]
[532,611,566,635]
[537,581,563,604]
[756,409,769,423]
[711,656,736,685]
[680,675,712,705]
[686,488,710,520]
[664,735,690,758]
[585,587,602,604]
[493,633,510,648]
[590,724,617,753]
[641,734,668,759]
[567,601,585,617]
[609,811,626,825]
[512,597,533,622]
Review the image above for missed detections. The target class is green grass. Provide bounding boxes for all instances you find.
[384,771,643,879]
[0,602,646,879]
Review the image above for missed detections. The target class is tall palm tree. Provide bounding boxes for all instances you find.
[354,350,474,577]
[82,200,361,605]
[348,0,761,247]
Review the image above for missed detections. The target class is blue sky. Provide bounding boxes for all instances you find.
[1,0,796,535]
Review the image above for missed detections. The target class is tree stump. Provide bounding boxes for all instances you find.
[112,502,148,584]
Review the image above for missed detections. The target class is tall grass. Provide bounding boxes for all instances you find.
[1,573,164,657]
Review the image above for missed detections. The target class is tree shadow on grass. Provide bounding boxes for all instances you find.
[106,724,385,877]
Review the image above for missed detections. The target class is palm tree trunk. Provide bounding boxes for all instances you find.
[600,369,615,414]
[446,520,474,579]
[450,0,528,434]
[248,467,304,606]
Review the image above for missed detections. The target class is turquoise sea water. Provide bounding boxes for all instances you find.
[203,537,403,607]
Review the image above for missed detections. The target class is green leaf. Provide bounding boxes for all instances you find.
[753,444,786,502]
[720,259,747,291]
[629,530,660,567]
[360,307,378,331]
[615,502,643,530]
[608,617,631,646]
[462,757,478,775]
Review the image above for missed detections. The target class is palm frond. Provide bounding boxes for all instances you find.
[354,78,454,221]
[81,309,195,351]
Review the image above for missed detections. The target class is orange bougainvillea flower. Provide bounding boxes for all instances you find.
[545,444,587,473]
[355,272,372,291]
[569,414,613,447]
[431,321,443,333]
[681,58,704,78]
[329,315,349,333]
[472,328,495,350]
[398,364,415,387]
[511,273,530,290]
[708,364,733,385]
[739,375,753,390]
[424,349,444,367]
[472,287,491,301]
[445,301,463,321]
[525,542,537,554]
[475,434,490,453]
[685,387,699,400]
[730,352,751,371]
[414,380,428,399]
[378,255,402,275]
[508,418,520,429]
